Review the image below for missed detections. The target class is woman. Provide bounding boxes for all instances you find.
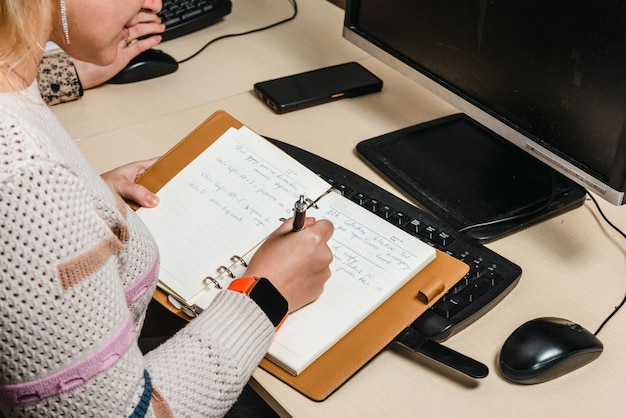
[0,1,334,417]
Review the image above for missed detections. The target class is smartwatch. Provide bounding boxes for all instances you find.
[228,277,289,330]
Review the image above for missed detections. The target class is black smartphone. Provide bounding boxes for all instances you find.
[253,62,383,113]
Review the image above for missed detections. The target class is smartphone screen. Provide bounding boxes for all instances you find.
[253,62,383,113]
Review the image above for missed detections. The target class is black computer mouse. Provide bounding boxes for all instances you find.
[497,317,603,384]
[107,49,178,84]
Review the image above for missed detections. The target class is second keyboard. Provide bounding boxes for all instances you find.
[159,0,232,42]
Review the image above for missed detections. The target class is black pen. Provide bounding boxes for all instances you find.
[293,195,307,231]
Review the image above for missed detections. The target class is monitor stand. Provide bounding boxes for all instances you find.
[356,114,587,242]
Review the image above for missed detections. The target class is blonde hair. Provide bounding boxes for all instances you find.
[0,0,50,75]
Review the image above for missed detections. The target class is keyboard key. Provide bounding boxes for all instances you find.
[434,296,465,319]
[364,198,380,213]
[402,218,422,235]
[468,278,491,301]
[452,277,469,294]
[324,179,353,197]
[433,231,454,247]
[162,16,181,26]
[377,203,393,219]
[388,211,408,227]
[182,9,203,20]
[482,269,504,286]
[418,225,437,241]
[351,192,368,206]
[335,184,353,196]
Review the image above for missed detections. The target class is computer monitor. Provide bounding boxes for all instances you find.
[343,0,626,241]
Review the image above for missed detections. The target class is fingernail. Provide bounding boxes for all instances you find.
[146,194,159,207]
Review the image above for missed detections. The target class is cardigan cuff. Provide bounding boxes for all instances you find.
[37,49,84,106]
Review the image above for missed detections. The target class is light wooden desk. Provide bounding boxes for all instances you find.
[53,0,626,416]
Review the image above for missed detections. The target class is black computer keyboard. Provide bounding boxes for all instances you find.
[159,0,232,42]
[268,138,522,341]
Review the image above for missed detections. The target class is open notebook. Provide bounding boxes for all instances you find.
[134,111,468,398]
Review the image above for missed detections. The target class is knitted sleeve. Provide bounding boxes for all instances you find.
[36,49,83,106]
[145,292,276,417]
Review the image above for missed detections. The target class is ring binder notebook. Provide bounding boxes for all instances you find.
[134,111,469,400]
[165,253,250,317]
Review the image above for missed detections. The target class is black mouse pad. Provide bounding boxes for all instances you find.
[356,114,586,242]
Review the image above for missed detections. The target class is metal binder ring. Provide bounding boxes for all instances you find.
[304,197,318,209]
[181,305,198,318]
[203,276,222,289]
[217,266,235,278]
[231,255,248,267]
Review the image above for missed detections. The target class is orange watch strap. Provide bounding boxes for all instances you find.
[228,277,257,294]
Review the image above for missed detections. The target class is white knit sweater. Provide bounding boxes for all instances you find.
[0,83,275,417]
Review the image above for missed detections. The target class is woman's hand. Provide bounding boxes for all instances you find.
[100,158,160,208]
[245,218,335,313]
[73,12,165,89]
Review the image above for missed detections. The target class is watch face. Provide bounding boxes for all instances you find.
[250,278,289,328]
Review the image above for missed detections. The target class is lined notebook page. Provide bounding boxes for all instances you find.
[136,127,331,306]
[266,191,436,375]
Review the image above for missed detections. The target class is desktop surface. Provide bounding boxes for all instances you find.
[52,0,626,416]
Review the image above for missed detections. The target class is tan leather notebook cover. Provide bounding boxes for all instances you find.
[134,110,244,196]
[135,110,469,401]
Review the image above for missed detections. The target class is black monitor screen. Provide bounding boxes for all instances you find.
[346,0,626,202]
